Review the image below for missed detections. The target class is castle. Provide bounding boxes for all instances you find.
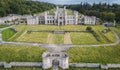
[42,52,69,69]
[0,6,96,25]
[27,6,96,25]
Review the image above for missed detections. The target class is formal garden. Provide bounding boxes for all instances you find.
[0,24,120,70]
[1,25,117,45]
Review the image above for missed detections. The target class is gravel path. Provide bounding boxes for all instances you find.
[64,33,72,44]
[47,33,53,44]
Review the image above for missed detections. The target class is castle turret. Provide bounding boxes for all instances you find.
[114,20,116,26]
[64,6,66,10]
[44,11,48,24]
[56,6,59,10]
[74,11,78,25]
[64,10,67,25]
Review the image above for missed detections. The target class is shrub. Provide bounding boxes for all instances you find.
[86,26,92,31]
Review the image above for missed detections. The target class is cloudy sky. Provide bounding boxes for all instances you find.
[35,0,120,4]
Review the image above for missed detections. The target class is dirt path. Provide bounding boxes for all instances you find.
[16,31,27,41]
[47,33,54,44]
[64,33,72,44]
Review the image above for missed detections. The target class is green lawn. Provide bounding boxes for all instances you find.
[92,25,111,44]
[11,25,116,44]
[52,34,64,44]
[68,45,120,64]
[104,31,117,43]
[13,25,86,30]
[71,32,100,44]
[9,25,27,41]
[0,25,9,28]
[0,44,46,62]
[2,28,16,41]
[17,32,49,43]
[111,27,120,37]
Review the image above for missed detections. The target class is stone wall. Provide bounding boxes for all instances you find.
[0,62,42,68]
[70,63,120,69]
[10,28,18,33]
[27,30,88,33]
[0,62,120,69]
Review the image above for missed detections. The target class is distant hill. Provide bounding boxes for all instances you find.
[0,0,55,17]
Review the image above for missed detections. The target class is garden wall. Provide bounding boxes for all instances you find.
[0,62,42,68]
[70,63,120,69]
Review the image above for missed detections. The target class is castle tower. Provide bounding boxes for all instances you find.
[44,11,48,24]
[64,10,67,25]
[59,53,69,69]
[114,20,116,26]
[64,6,66,10]
[57,6,59,10]
[42,52,52,69]
[74,11,78,25]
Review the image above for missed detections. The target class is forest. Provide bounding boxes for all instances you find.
[0,0,55,17]
[0,0,120,23]
[65,3,120,23]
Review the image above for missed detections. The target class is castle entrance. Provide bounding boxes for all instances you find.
[52,59,59,70]
[59,22,62,26]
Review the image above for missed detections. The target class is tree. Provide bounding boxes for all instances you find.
[101,12,115,22]
[0,0,55,17]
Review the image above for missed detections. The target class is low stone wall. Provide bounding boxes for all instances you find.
[0,62,42,68]
[70,63,120,69]
[0,62,120,69]
[27,30,88,33]
[10,28,18,33]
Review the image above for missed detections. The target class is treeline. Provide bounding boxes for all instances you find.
[0,0,55,17]
[1,0,120,23]
[65,3,120,23]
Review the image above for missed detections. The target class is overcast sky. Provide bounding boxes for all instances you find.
[35,0,120,5]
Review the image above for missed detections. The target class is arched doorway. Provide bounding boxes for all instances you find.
[52,59,59,70]
[60,22,62,26]
[52,59,59,66]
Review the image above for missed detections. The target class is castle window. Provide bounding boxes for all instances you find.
[60,17,62,19]
[47,20,49,23]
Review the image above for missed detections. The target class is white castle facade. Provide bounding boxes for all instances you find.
[27,6,96,25]
[0,6,96,25]
[42,52,69,69]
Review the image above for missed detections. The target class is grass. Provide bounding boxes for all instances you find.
[9,25,27,41]
[17,32,49,43]
[52,34,64,44]
[13,25,86,30]
[92,25,110,44]
[104,31,117,43]
[11,25,116,44]
[71,32,100,44]
[2,28,16,41]
[0,25,9,28]
[68,45,120,64]
[61,25,86,30]
[26,25,60,30]
[0,44,46,62]
[111,27,120,37]
[11,28,26,41]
